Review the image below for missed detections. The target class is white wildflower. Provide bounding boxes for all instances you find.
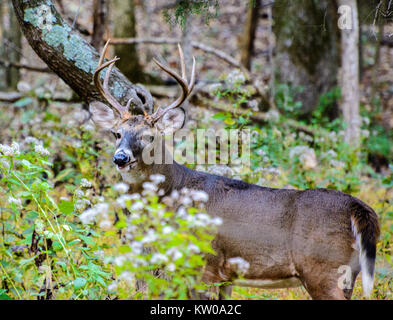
[114,255,126,267]
[226,69,246,85]
[142,182,158,193]
[188,243,200,254]
[25,136,40,145]
[108,282,118,291]
[149,174,165,185]
[74,189,84,198]
[167,263,176,272]
[170,190,179,200]
[265,109,280,121]
[150,253,169,264]
[131,201,144,211]
[211,217,223,226]
[8,196,22,207]
[194,213,211,227]
[141,229,158,243]
[228,257,250,275]
[289,145,317,169]
[325,149,337,158]
[267,167,281,176]
[118,271,133,283]
[181,196,192,206]
[79,208,98,224]
[0,159,10,169]
[81,123,95,132]
[0,142,20,157]
[130,241,143,255]
[207,165,234,177]
[190,190,209,202]
[34,144,50,156]
[162,226,174,234]
[74,199,87,211]
[80,178,92,188]
[166,247,183,261]
[330,159,345,169]
[113,182,129,193]
[177,206,187,218]
[116,194,134,208]
[95,203,109,215]
[361,129,370,138]
[248,99,259,112]
[99,220,112,229]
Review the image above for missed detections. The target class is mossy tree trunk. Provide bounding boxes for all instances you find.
[11,0,153,114]
[273,0,340,115]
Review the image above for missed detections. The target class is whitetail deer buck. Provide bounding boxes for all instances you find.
[89,40,379,300]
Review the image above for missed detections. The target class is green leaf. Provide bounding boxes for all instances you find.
[59,200,74,215]
[73,277,87,290]
[55,168,76,182]
[14,97,33,108]
[212,112,229,120]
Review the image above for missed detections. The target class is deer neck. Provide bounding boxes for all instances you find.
[120,143,203,194]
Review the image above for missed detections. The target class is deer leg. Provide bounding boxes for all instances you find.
[300,268,358,300]
[219,284,233,299]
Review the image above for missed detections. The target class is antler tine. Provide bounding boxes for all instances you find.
[151,45,196,123]
[178,44,187,80]
[189,56,196,93]
[93,39,130,118]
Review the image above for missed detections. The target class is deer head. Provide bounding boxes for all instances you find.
[89,40,195,173]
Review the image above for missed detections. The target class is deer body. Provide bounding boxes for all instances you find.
[117,158,379,299]
[90,41,379,300]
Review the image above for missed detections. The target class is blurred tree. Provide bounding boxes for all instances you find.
[0,1,5,89]
[273,0,340,115]
[0,1,21,90]
[240,0,260,70]
[338,0,360,146]
[91,0,107,51]
[113,0,143,83]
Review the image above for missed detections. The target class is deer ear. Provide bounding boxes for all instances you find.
[155,108,185,135]
[89,101,117,130]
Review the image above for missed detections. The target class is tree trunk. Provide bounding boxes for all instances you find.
[338,0,360,146]
[273,0,340,114]
[113,0,145,83]
[0,1,6,90]
[0,1,22,90]
[91,0,107,51]
[240,0,260,70]
[11,0,153,114]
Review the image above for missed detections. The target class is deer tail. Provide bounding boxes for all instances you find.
[350,200,380,297]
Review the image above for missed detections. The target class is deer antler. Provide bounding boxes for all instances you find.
[93,39,132,120]
[150,44,196,123]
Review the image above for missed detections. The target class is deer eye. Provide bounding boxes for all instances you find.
[111,131,121,139]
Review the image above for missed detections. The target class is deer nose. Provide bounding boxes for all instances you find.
[113,152,130,167]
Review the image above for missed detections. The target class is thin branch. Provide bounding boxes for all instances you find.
[0,91,81,103]
[0,59,52,73]
[108,37,272,108]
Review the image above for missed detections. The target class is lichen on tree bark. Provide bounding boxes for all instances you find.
[11,0,153,114]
